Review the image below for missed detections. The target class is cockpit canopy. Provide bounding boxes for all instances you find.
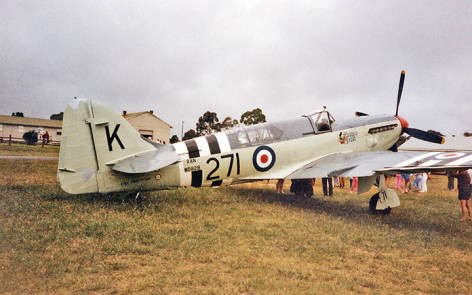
[226,123,286,149]
[220,107,336,150]
[304,108,335,133]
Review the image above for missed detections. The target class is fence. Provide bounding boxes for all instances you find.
[0,135,60,146]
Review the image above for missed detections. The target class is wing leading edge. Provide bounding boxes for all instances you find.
[287,151,472,179]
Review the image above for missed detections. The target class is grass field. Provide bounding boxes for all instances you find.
[1,145,472,294]
[0,142,60,157]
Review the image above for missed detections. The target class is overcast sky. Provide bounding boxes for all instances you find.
[1,1,471,137]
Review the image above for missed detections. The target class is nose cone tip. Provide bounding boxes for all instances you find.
[395,116,409,131]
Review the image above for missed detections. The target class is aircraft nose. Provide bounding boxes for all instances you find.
[395,116,409,133]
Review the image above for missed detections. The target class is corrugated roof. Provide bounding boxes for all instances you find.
[123,111,172,128]
[0,115,63,128]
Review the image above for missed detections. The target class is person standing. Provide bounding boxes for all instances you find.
[322,177,333,196]
[333,177,340,187]
[401,173,411,194]
[451,170,472,221]
[446,171,455,190]
[43,131,50,144]
[276,179,285,194]
[395,174,403,190]
[413,173,423,192]
[419,173,429,193]
[350,177,358,193]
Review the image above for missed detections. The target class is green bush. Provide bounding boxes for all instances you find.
[22,130,38,145]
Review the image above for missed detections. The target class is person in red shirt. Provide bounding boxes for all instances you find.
[451,170,472,221]
[43,131,50,144]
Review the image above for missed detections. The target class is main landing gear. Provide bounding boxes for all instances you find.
[290,179,313,198]
[369,193,392,215]
[369,176,400,215]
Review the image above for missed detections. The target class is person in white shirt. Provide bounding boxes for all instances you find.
[420,173,429,193]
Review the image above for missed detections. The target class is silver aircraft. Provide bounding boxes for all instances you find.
[57,71,472,214]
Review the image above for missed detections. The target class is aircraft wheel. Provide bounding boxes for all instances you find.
[369,193,392,215]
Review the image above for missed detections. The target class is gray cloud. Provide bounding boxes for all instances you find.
[1,1,471,135]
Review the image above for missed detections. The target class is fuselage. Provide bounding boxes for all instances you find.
[105,111,403,193]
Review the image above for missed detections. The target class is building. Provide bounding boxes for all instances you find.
[0,115,63,142]
[0,109,172,144]
[122,110,172,144]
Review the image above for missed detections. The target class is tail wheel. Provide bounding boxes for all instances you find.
[125,192,143,204]
[369,193,392,215]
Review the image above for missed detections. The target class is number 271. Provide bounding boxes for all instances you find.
[206,153,240,181]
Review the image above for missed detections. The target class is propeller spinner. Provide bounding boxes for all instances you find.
[394,70,445,144]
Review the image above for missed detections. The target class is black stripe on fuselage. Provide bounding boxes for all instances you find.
[191,170,203,187]
[211,180,223,187]
[185,139,200,158]
[205,134,221,155]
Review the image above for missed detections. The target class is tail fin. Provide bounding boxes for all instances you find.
[58,99,155,194]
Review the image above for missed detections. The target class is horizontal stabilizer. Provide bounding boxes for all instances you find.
[110,145,181,174]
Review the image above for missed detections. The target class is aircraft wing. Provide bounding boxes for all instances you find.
[108,145,181,174]
[287,151,472,179]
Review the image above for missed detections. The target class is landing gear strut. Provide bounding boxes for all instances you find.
[290,179,313,198]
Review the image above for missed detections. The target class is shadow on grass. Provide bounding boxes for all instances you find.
[224,187,471,239]
[33,185,199,210]
[9,183,469,239]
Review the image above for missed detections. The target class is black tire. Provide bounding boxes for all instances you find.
[369,193,380,211]
[379,207,392,215]
[369,193,392,215]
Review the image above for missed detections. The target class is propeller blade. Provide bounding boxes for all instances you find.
[403,127,445,144]
[355,111,369,117]
[395,70,405,116]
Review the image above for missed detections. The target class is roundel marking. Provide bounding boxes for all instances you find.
[253,146,276,172]
[435,152,465,160]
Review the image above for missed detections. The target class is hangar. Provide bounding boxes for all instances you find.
[0,115,63,143]
[122,110,172,144]
[0,109,172,144]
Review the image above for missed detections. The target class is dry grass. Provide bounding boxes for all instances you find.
[0,142,59,157]
[1,145,472,294]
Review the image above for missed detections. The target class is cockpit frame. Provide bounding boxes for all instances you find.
[303,108,335,134]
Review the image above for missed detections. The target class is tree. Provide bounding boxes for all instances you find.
[170,135,180,143]
[218,116,239,130]
[23,130,38,145]
[50,112,64,120]
[196,111,220,135]
[182,129,198,141]
[240,108,266,126]
[12,112,24,117]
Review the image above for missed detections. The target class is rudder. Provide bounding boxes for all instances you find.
[57,99,156,194]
